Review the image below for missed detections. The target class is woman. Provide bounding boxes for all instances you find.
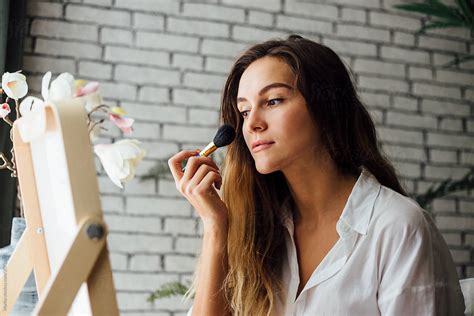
[168,34,465,315]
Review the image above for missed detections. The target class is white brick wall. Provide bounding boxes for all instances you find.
[23,0,474,314]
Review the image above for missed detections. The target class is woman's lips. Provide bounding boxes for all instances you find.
[252,142,274,153]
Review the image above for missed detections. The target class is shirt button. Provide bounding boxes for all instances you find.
[340,222,350,233]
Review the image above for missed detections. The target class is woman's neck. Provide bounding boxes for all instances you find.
[282,154,358,229]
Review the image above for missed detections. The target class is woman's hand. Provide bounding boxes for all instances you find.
[168,150,229,230]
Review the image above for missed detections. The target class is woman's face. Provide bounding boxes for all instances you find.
[237,56,323,174]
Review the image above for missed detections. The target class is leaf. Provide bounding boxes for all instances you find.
[394,3,464,21]
[147,282,191,303]
[455,0,474,21]
[414,169,474,210]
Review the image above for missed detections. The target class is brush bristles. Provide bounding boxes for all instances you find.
[213,124,236,147]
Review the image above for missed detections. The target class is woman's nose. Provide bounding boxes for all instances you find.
[246,108,267,133]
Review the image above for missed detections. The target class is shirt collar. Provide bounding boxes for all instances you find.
[281,166,381,236]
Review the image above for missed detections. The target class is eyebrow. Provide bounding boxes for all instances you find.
[237,82,293,104]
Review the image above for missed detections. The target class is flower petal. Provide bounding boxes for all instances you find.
[41,71,52,101]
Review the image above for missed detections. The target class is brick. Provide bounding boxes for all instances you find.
[99,82,136,100]
[116,292,154,311]
[123,177,156,195]
[172,53,204,71]
[176,236,201,253]
[100,27,133,45]
[408,66,433,80]
[248,10,273,26]
[392,96,418,112]
[23,55,75,74]
[31,19,98,41]
[341,8,366,23]
[105,46,170,67]
[276,15,332,35]
[27,2,63,18]
[430,149,457,164]
[138,86,170,103]
[101,195,124,213]
[381,46,430,65]
[173,88,221,109]
[123,122,160,140]
[204,56,234,74]
[183,72,226,91]
[377,127,423,145]
[418,36,467,54]
[460,201,474,213]
[358,76,409,93]
[386,111,437,129]
[138,141,179,159]
[223,0,281,13]
[325,0,379,7]
[436,70,474,86]
[105,214,161,234]
[393,32,415,46]
[114,0,180,14]
[98,175,122,194]
[137,31,199,53]
[35,38,102,59]
[78,61,113,80]
[413,83,461,99]
[368,109,383,124]
[353,59,405,77]
[283,1,339,19]
[113,272,176,291]
[108,233,173,252]
[336,24,390,42]
[162,124,216,143]
[359,92,390,108]
[369,12,421,31]
[115,65,180,86]
[65,4,130,26]
[433,53,456,66]
[382,144,426,162]
[461,151,474,165]
[421,99,470,117]
[392,161,421,178]
[83,0,112,5]
[159,179,184,198]
[424,165,471,181]
[127,196,191,216]
[130,254,161,271]
[182,3,245,23]
[164,218,196,235]
[164,255,197,272]
[201,39,248,58]
[133,12,165,30]
[323,37,377,56]
[188,108,220,126]
[109,252,127,270]
[122,103,186,124]
[427,133,474,150]
[168,17,229,38]
[425,27,471,41]
[440,118,463,132]
[432,199,456,213]
[232,25,288,43]
[450,249,471,263]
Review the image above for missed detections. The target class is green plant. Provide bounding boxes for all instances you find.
[147,281,191,303]
[393,0,474,66]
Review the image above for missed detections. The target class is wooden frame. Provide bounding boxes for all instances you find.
[0,99,119,315]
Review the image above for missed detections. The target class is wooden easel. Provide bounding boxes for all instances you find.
[0,99,119,315]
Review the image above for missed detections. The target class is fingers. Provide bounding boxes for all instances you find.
[185,164,221,194]
[168,149,199,182]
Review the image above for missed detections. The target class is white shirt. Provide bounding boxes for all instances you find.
[187,167,466,315]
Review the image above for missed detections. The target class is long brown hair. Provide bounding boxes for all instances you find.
[185,34,407,315]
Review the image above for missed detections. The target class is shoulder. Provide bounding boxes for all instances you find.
[369,184,431,238]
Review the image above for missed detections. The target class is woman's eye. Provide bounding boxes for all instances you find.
[240,110,249,118]
[268,98,283,106]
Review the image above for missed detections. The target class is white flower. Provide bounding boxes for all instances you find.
[94,139,146,188]
[19,96,44,116]
[42,71,75,102]
[2,71,28,100]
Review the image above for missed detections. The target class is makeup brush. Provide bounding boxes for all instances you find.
[182,124,236,172]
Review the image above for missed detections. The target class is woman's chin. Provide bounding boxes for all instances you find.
[255,162,277,175]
